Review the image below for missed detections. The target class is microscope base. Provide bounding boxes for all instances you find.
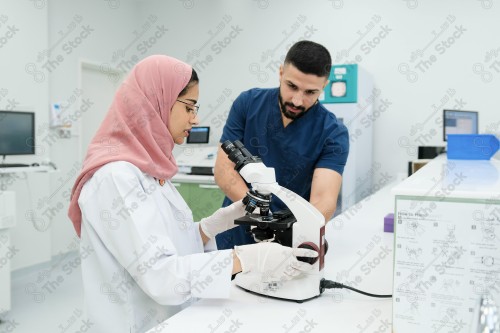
[234,270,324,302]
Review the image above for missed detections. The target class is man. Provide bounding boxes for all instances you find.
[214,40,349,250]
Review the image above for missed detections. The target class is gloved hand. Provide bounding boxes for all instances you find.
[198,200,246,239]
[234,242,318,282]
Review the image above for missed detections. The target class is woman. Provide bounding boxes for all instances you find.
[68,55,316,333]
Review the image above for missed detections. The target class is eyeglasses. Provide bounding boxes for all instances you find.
[176,99,199,117]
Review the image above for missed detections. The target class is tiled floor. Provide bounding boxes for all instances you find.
[1,251,84,333]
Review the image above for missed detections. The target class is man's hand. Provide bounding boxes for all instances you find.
[310,168,343,222]
[214,143,249,202]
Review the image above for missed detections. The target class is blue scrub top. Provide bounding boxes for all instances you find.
[216,88,349,249]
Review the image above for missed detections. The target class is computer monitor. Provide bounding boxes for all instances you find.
[186,126,210,144]
[418,146,446,159]
[443,109,478,141]
[0,111,35,156]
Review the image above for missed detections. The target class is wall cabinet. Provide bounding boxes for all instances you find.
[172,181,225,222]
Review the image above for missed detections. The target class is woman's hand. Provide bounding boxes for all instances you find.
[234,242,318,281]
[198,200,246,239]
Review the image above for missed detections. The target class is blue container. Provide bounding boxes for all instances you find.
[447,134,500,160]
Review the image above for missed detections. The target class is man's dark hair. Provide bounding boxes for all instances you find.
[284,41,332,78]
[179,68,199,97]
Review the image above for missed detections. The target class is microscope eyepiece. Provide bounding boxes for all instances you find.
[221,140,260,172]
[221,140,236,155]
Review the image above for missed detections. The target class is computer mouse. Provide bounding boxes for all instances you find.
[31,163,40,167]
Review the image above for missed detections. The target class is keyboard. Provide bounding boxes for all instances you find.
[0,163,30,168]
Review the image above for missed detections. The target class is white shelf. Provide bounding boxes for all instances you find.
[0,166,54,174]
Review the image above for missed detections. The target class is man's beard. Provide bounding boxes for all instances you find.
[278,91,314,120]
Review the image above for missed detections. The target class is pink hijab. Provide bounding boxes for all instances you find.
[68,55,193,237]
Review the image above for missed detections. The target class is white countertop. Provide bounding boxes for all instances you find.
[171,173,216,184]
[392,154,500,199]
[148,180,400,332]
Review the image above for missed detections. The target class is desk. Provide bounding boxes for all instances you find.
[0,191,15,314]
[0,165,56,272]
[148,181,399,332]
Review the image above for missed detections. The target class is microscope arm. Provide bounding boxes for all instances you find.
[238,161,276,194]
[255,182,324,223]
[239,162,325,248]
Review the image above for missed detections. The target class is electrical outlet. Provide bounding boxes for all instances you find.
[57,128,71,138]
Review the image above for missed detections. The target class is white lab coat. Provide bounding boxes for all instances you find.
[78,161,233,333]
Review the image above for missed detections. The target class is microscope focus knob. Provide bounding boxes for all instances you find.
[296,242,320,265]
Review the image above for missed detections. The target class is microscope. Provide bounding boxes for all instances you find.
[222,140,327,302]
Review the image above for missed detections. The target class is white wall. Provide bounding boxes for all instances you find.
[2,0,500,269]
[1,0,140,270]
[138,0,500,186]
[47,0,140,260]
[0,1,51,269]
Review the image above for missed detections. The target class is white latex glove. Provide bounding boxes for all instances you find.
[234,242,318,282]
[198,200,246,239]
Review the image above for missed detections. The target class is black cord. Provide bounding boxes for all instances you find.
[320,279,392,298]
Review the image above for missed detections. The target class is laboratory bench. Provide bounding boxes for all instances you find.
[391,154,500,332]
[147,179,399,332]
[151,154,500,332]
